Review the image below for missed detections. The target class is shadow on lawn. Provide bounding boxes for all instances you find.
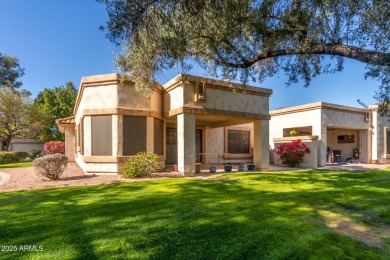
[0,170,389,259]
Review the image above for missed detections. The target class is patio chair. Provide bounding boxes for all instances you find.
[333,150,342,164]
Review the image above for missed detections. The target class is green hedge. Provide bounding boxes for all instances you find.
[0,151,28,164]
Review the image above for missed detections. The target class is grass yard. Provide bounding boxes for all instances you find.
[0,161,33,169]
[0,169,389,259]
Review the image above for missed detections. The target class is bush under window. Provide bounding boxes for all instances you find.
[122,152,161,178]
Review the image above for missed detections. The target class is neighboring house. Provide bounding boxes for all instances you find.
[57,73,272,175]
[269,102,389,168]
[4,138,43,153]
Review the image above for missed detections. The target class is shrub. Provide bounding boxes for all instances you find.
[44,141,65,154]
[28,149,42,160]
[0,152,20,164]
[276,139,310,167]
[33,154,68,180]
[0,151,28,164]
[14,151,28,161]
[289,129,297,136]
[123,152,161,178]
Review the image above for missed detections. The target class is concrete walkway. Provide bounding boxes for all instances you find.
[0,172,11,186]
[319,163,388,171]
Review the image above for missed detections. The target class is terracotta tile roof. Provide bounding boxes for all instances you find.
[56,116,75,124]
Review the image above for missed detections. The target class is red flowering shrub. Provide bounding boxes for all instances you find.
[44,141,65,154]
[276,139,310,167]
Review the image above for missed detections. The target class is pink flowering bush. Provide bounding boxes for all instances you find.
[276,139,310,167]
[44,141,65,154]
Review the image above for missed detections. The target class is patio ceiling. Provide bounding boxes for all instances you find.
[165,114,255,128]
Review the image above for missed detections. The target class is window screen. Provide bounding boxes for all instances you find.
[91,115,112,156]
[228,130,250,154]
[123,115,146,155]
[154,118,164,155]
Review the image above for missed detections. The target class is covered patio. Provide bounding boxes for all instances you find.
[163,74,272,175]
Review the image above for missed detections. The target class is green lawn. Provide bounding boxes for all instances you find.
[0,161,33,169]
[0,169,389,259]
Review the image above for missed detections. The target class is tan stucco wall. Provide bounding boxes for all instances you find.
[203,88,269,115]
[75,84,118,125]
[163,74,271,119]
[65,128,75,161]
[205,127,224,156]
[117,82,163,114]
[117,83,149,109]
[165,86,184,111]
[322,109,369,129]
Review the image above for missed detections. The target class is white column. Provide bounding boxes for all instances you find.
[372,109,378,162]
[177,113,195,176]
[253,120,269,170]
[318,111,327,166]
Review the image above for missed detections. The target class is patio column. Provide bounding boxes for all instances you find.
[253,120,269,171]
[64,127,76,161]
[371,109,378,163]
[177,113,195,176]
[146,116,154,153]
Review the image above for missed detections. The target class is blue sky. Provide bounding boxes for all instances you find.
[0,0,379,110]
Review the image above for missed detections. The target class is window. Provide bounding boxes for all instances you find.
[154,118,164,155]
[283,126,312,137]
[91,115,112,156]
[386,129,390,155]
[123,115,146,155]
[338,134,354,144]
[228,130,250,154]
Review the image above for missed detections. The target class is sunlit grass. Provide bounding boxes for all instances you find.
[0,161,33,169]
[0,169,389,259]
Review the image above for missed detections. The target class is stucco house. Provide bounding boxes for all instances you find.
[57,73,272,175]
[269,102,389,168]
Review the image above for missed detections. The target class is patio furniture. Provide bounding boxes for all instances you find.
[333,150,342,164]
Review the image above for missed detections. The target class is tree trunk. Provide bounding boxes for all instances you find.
[5,136,12,151]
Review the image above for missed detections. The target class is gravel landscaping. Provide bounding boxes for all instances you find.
[0,162,182,192]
